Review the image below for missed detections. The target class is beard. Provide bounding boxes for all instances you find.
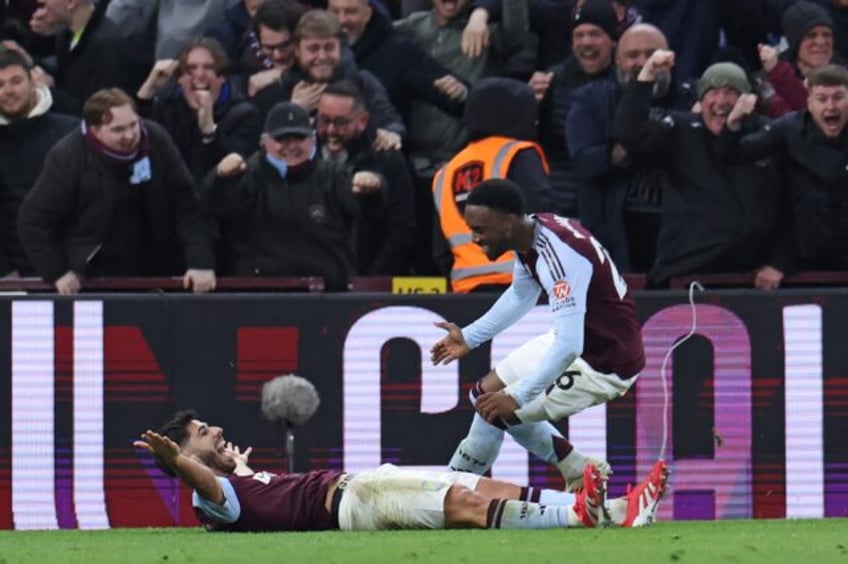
[482,240,509,261]
[196,448,237,474]
[0,92,35,120]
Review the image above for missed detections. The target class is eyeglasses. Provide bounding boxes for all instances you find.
[261,39,294,55]
[316,114,359,128]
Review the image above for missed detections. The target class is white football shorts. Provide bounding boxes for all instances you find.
[495,331,637,423]
[336,464,480,530]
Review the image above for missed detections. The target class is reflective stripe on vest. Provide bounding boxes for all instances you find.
[491,141,521,178]
[451,261,515,282]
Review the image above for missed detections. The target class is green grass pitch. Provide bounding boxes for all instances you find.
[0,519,846,564]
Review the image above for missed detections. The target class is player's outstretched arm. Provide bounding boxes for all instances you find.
[134,430,224,504]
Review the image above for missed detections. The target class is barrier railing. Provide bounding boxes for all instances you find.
[1,271,846,294]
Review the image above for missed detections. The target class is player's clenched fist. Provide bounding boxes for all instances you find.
[216,153,247,177]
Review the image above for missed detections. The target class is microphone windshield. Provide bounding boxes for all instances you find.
[260,374,320,425]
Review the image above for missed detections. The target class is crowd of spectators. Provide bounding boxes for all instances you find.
[0,0,846,293]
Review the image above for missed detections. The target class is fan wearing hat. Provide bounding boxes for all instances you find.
[531,0,618,218]
[565,23,671,273]
[695,61,753,136]
[758,1,841,116]
[783,1,837,75]
[613,49,792,289]
[201,101,381,291]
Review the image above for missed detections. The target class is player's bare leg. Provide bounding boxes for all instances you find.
[449,370,610,491]
[444,480,592,529]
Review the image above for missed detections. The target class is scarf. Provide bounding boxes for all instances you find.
[83,120,152,184]
[248,29,276,70]
[265,146,319,180]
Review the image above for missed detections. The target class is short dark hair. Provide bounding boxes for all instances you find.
[151,409,197,477]
[295,10,343,41]
[0,48,31,74]
[323,79,367,112]
[254,0,303,33]
[466,179,526,216]
[82,88,136,127]
[177,37,230,76]
[807,64,848,90]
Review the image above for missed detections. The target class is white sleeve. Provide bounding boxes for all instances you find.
[503,251,591,405]
[192,477,241,524]
[504,313,585,405]
[461,262,541,349]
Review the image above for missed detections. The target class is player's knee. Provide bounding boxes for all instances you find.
[480,371,505,392]
[443,485,489,529]
[469,371,505,405]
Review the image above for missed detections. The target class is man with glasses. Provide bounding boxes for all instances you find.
[316,80,416,276]
[277,9,406,151]
[242,0,303,104]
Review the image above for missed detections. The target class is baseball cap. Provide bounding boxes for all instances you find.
[264,102,313,138]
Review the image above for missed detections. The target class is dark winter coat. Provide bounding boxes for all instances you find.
[200,153,358,290]
[18,121,215,283]
[0,111,78,275]
[719,110,848,269]
[614,80,793,286]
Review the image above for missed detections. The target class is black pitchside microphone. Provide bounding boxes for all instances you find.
[260,374,320,473]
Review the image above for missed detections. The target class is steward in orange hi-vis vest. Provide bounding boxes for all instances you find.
[433,137,549,292]
[432,77,551,293]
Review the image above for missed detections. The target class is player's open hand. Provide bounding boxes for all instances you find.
[223,442,253,465]
[430,321,470,365]
[476,391,519,423]
[134,430,180,467]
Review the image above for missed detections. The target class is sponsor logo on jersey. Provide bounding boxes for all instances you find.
[551,279,576,312]
[552,280,571,300]
[252,472,274,485]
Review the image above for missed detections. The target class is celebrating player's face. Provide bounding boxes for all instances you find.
[183,419,237,474]
[465,205,512,261]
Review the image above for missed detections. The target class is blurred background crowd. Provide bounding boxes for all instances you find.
[1,0,846,293]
